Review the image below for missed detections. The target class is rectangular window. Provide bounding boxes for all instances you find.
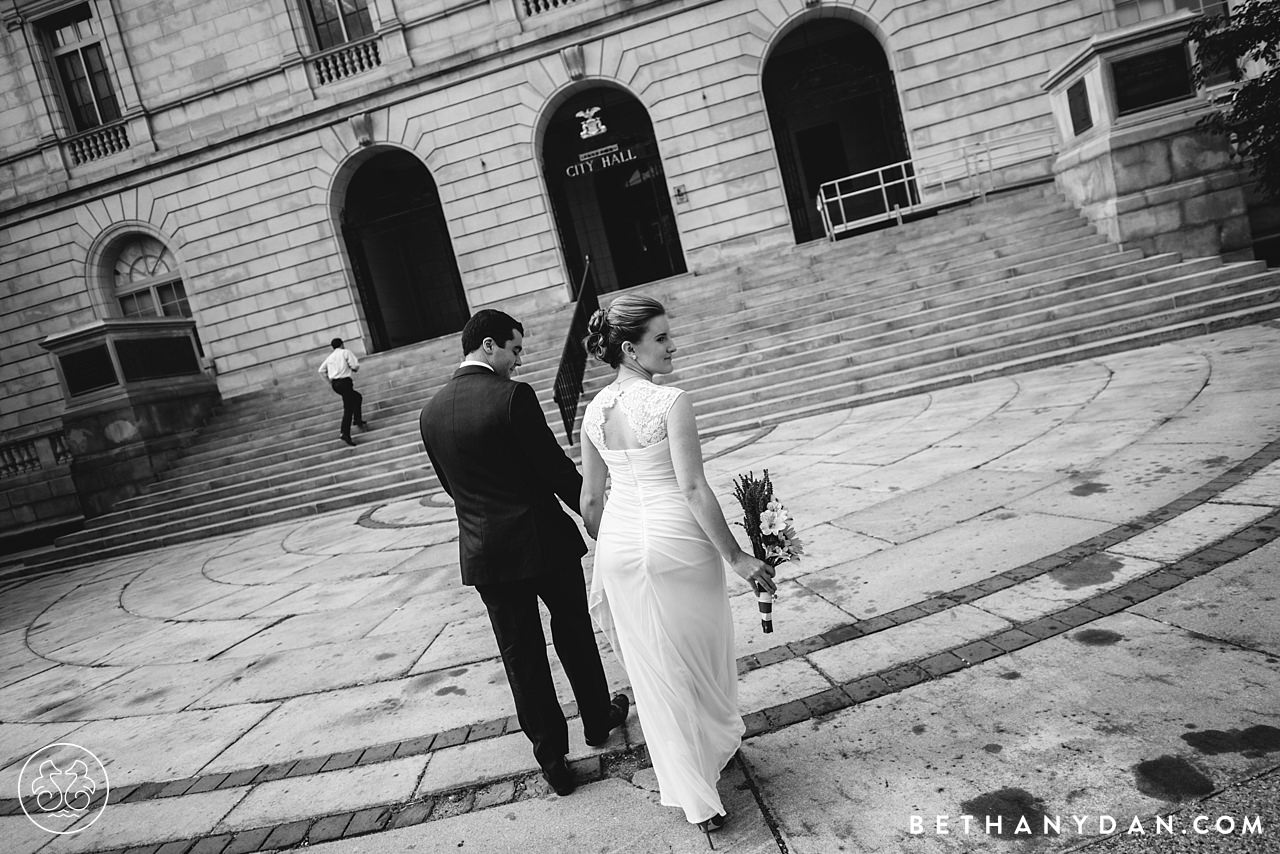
[303,0,374,51]
[1113,44,1195,115]
[1067,79,1094,136]
[119,281,191,318]
[1115,0,1229,27]
[42,4,121,133]
[155,281,192,317]
[119,289,156,318]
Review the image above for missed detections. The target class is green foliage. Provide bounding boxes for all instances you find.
[1191,0,1280,199]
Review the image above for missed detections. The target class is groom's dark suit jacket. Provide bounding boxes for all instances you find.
[419,365,586,586]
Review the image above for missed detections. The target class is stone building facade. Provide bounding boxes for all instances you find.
[0,0,1259,540]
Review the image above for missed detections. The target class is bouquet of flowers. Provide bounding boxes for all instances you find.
[733,469,803,633]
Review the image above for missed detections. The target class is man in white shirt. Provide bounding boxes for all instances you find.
[318,337,367,446]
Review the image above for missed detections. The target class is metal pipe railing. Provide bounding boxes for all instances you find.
[817,128,1060,240]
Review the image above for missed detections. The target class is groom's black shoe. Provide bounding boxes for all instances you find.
[542,758,576,796]
[585,693,630,747]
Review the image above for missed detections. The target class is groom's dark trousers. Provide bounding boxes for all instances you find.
[419,365,612,771]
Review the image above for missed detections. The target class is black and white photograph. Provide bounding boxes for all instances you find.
[1,0,1278,850]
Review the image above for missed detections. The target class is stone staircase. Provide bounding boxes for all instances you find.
[42,182,1280,567]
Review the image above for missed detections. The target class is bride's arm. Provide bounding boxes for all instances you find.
[668,395,777,593]
[580,433,607,540]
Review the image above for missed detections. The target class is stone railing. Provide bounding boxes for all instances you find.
[64,121,130,166]
[312,36,383,86]
[1,430,73,480]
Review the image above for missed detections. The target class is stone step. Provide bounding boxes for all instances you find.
[670,257,1244,394]
[154,242,1170,467]
[48,181,1277,561]
[198,199,1088,416]
[85,266,1277,539]
[186,229,1117,444]
[57,289,1280,559]
[696,276,1280,430]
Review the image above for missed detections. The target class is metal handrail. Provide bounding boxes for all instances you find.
[552,256,598,444]
[817,128,1060,240]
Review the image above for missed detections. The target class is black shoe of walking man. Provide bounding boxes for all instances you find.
[542,758,576,796]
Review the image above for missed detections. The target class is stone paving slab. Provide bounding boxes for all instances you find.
[245,578,390,618]
[43,787,247,853]
[201,549,330,585]
[832,469,1061,543]
[985,418,1166,474]
[1007,441,1247,523]
[746,610,1280,853]
[307,765,777,854]
[408,616,499,675]
[203,631,432,705]
[971,553,1161,623]
[415,733,538,795]
[367,588,486,637]
[213,603,401,659]
[215,755,427,832]
[776,522,887,573]
[0,665,131,722]
[1153,389,1280,445]
[89,618,281,667]
[30,659,248,721]
[2,811,83,854]
[119,563,245,618]
[1131,539,1280,657]
[297,551,435,583]
[0,702,275,791]
[727,580,853,659]
[0,629,58,689]
[738,657,831,715]
[1112,503,1275,563]
[836,445,1021,497]
[811,510,1111,619]
[279,512,387,554]
[1214,459,1280,507]
[0,720,86,773]
[807,604,1014,684]
[201,663,512,774]
[172,582,307,621]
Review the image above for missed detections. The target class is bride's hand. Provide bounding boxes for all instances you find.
[728,552,777,594]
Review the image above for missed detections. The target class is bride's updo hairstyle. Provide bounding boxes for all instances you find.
[585,294,667,368]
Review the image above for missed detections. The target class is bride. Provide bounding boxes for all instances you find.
[579,294,777,839]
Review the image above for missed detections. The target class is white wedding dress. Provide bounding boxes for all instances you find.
[583,379,743,824]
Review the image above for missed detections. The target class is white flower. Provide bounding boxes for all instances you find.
[759,509,784,536]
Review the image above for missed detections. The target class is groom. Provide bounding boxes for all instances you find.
[419,309,628,796]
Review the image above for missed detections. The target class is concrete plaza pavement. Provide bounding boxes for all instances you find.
[1,323,1280,853]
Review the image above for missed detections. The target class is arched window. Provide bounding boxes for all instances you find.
[110,235,191,318]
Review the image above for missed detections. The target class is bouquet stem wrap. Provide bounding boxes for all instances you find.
[756,586,774,633]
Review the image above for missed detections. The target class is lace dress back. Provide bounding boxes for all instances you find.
[582,380,682,451]
[583,379,742,825]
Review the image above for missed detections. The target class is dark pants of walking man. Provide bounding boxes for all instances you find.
[331,377,363,438]
[475,571,612,770]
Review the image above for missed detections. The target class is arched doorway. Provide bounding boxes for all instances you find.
[764,18,910,243]
[542,86,686,294]
[340,149,469,352]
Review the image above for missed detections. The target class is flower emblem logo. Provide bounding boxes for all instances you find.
[19,743,109,834]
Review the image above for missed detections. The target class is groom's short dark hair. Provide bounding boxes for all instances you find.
[462,310,524,355]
